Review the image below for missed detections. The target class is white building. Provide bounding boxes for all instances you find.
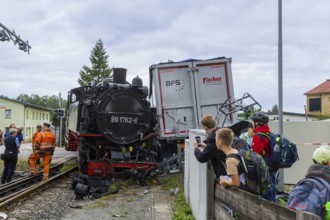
[268,112,315,122]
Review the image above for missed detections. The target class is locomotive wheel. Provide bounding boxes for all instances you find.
[139,167,155,186]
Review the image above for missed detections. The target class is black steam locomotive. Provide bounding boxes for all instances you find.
[65,68,161,186]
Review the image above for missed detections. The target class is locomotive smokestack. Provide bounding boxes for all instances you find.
[113,68,127,84]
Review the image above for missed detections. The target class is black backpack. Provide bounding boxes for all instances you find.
[227,149,270,195]
[256,132,299,169]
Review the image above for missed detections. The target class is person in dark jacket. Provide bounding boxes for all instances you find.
[1,128,20,184]
[4,124,16,139]
[193,114,227,178]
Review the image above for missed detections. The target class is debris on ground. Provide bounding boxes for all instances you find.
[170,187,179,195]
[0,212,8,220]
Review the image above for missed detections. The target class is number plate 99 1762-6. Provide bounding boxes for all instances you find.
[110,115,139,124]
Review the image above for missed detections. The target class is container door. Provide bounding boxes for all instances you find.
[153,62,198,139]
[192,58,235,127]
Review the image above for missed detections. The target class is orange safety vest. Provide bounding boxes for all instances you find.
[32,131,40,147]
[36,128,56,150]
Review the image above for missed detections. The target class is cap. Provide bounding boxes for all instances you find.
[43,122,51,127]
[312,145,330,165]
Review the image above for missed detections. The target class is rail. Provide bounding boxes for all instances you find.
[0,157,77,209]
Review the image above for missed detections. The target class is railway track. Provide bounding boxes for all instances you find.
[0,157,77,209]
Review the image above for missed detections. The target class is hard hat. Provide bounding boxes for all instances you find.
[43,122,51,127]
[312,145,330,165]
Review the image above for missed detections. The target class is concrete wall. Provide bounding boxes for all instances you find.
[269,121,330,184]
[184,129,214,220]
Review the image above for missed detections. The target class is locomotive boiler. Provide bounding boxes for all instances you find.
[65,68,160,186]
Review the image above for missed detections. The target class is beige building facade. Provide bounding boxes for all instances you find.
[0,97,52,142]
[304,79,330,115]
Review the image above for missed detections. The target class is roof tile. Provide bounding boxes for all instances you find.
[304,79,330,95]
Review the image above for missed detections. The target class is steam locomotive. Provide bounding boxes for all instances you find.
[65,68,161,186]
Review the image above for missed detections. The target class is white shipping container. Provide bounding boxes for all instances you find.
[149,57,235,140]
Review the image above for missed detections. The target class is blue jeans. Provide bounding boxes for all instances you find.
[262,170,277,202]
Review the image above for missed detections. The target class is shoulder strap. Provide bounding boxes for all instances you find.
[226,153,241,161]
[297,177,330,193]
[255,132,270,140]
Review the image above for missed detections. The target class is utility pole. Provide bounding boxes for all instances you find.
[278,0,284,192]
[59,92,62,147]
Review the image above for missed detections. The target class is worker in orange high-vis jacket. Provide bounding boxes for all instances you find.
[29,122,56,181]
[31,124,42,171]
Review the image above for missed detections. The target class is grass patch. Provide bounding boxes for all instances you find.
[162,175,195,220]
[59,162,77,172]
[0,158,31,173]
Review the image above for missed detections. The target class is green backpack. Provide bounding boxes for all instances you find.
[227,149,270,195]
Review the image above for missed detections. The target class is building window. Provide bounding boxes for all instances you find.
[33,112,35,120]
[26,110,29,119]
[5,109,11,118]
[43,113,45,120]
[39,113,41,120]
[46,114,49,121]
[309,98,321,112]
[36,112,38,120]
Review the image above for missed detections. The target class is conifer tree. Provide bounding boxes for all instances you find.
[78,39,112,86]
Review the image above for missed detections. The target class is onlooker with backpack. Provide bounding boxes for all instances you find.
[287,145,330,219]
[251,112,277,202]
[216,128,245,188]
[216,128,270,195]
[193,114,227,178]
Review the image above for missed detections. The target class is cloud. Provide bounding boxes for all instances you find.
[0,0,329,113]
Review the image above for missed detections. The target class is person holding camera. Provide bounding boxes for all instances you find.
[1,128,20,184]
[193,114,227,178]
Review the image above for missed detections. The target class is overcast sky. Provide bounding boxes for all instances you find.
[0,0,329,113]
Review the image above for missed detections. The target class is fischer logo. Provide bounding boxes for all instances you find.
[203,77,222,85]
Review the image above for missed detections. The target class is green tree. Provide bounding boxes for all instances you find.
[78,39,112,86]
[267,104,279,114]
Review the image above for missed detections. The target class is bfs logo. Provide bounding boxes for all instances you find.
[165,80,185,91]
